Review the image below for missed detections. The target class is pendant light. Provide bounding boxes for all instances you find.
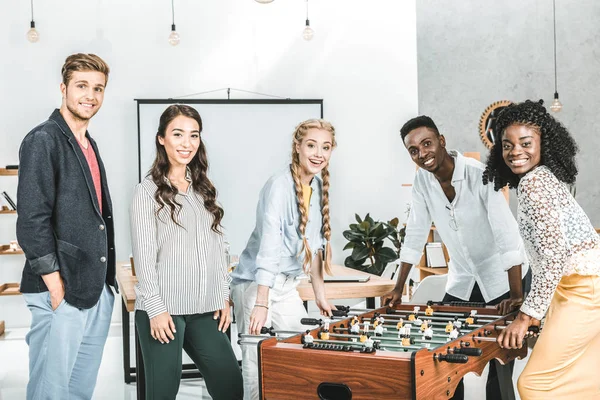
[168,0,180,46]
[27,0,39,43]
[302,0,314,41]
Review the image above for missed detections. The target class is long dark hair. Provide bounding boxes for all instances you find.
[150,104,224,232]
[482,99,578,191]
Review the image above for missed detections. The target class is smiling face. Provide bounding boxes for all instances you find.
[295,128,334,182]
[403,126,447,173]
[501,124,542,177]
[158,115,201,169]
[60,70,106,122]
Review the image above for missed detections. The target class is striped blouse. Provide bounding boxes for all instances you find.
[130,176,230,319]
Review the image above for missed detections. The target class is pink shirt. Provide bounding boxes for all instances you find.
[77,139,102,213]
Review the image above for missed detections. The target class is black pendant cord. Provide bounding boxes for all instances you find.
[171,0,175,26]
[553,0,558,94]
[306,0,309,24]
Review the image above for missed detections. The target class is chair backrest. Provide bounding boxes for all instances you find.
[381,263,399,280]
[130,256,136,276]
[407,274,447,304]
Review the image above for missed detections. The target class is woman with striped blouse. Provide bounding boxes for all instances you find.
[231,119,337,400]
[130,104,243,399]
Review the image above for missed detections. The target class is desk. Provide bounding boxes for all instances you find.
[116,262,395,398]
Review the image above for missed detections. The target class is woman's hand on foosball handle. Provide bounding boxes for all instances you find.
[249,305,269,335]
[497,312,540,349]
[315,297,337,317]
[496,297,523,315]
[382,286,403,307]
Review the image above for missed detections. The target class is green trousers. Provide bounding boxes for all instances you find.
[135,310,243,400]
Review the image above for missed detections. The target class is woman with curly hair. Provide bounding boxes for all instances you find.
[130,104,243,399]
[483,100,600,398]
[231,119,337,400]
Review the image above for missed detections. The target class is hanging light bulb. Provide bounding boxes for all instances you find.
[255,0,274,3]
[27,21,39,43]
[27,0,39,43]
[168,0,180,46]
[169,24,180,46]
[303,21,314,41]
[550,92,563,112]
[302,0,314,41]
[550,0,562,112]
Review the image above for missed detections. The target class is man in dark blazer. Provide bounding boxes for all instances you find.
[16,53,116,400]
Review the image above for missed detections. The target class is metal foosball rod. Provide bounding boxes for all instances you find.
[377,321,487,330]
[375,314,499,325]
[328,332,448,345]
[334,325,446,338]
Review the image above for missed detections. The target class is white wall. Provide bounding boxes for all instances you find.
[0,0,418,328]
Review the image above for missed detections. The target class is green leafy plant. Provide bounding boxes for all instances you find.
[343,213,405,276]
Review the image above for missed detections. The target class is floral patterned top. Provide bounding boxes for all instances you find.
[518,166,600,320]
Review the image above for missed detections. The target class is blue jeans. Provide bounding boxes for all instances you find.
[23,284,114,400]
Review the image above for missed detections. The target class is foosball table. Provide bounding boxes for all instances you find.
[253,302,530,399]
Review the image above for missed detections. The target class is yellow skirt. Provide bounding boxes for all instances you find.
[518,274,600,399]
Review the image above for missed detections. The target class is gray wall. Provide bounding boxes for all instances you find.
[417,0,600,225]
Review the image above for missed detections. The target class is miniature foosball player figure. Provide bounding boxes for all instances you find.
[374,320,384,337]
[363,335,375,351]
[320,321,330,340]
[363,320,370,334]
[423,325,434,341]
[400,324,412,347]
[420,319,430,332]
[350,317,360,335]
[303,330,314,346]
[408,306,420,321]
[447,326,460,341]
[453,316,462,329]
[445,320,454,333]
[465,310,477,325]
[396,318,404,330]
[425,305,434,316]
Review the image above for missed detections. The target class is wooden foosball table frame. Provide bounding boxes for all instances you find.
[258,303,528,399]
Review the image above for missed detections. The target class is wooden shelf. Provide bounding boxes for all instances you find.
[0,168,17,176]
[0,210,16,214]
[0,320,4,336]
[0,283,20,296]
[0,245,23,255]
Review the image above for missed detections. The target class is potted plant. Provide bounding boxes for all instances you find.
[343,214,405,276]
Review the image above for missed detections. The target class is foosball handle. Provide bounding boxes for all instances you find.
[260,326,275,335]
[528,326,540,335]
[331,309,348,317]
[334,305,351,312]
[301,318,323,326]
[435,353,469,363]
[453,347,482,356]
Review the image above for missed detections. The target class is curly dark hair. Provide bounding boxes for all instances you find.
[150,104,224,233]
[482,99,578,191]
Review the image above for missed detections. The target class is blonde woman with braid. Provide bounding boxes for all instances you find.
[231,119,337,400]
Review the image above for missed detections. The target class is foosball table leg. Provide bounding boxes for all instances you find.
[495,360,516,400]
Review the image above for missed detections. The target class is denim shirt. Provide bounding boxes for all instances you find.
[231,167,326,288]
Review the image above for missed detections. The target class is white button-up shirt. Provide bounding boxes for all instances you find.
[400,151,528,302]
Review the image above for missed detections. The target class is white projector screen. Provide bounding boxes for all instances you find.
[136,99,323,256]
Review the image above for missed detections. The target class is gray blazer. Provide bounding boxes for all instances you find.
[17,109,116,309]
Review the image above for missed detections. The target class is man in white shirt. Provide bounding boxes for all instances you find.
[382,116,529,400]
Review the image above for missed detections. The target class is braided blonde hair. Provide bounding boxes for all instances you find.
[290,119,336,275]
